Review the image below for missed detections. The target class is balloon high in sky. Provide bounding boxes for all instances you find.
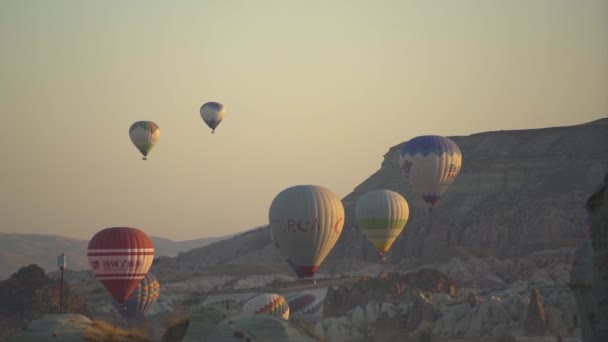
[0,1,605,241]
[200,102,225,134]
[129,121,160,160]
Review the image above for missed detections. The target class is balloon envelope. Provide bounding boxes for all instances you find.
[112,272,160,319]
[129,121,160,159]
[87,227,154,304]
[269,185,345,278]
[200,102,225,133]
[284,293,320,318]
[355,189,409,256]
[399,135,462,206]
[241,293,289,320]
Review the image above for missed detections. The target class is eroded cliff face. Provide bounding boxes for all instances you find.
[152,119,608,277]
[569,239,595,340]
[585,173,608,341]
[327,119,608,269]
[323,269,457,319]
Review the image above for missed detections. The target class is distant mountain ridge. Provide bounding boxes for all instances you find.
[0,232,235,280]
[151,117,608,279]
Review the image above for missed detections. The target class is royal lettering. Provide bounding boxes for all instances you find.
[121,260,138,268]
[281,218,343,233]
[103,260,120,269]
[287,219,298,232]
[96,258,144,270]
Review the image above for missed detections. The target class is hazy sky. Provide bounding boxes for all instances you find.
[1,0,606,241]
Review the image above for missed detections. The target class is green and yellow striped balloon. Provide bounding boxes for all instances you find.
[355,189,409,258]
[129,121,160,160]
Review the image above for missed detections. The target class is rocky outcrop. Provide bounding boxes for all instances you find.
[313,281,580,341]
[423,253,574,289]
[323,269,456,318]
[569,240,595,340]
[315,292,437,342]
[523,288,548,336]
[331,119,608,267]
[181,306,231,342]
[0,265,91,341]
[151,119,608,279]
[7,314,149,342]
[585,173,608,341]
[545,306,568,339]
[151,227,288,283]
[205,314,317,342]
[181,306,317,342]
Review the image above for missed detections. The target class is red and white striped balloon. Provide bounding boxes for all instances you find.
[87,227,154,304]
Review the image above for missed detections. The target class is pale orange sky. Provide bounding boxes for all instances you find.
[0,0,606,241]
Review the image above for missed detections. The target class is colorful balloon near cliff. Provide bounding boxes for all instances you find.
[200,102,225,133]
[269,185,345,279]
[87,227,155,304]
[241,293,290,320]
[112,272,160,320]
[129,121,160,160]
[355,189,409,258]
[399,135,462,207]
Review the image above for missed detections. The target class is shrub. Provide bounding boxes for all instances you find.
[418,328,432,342]
[83,319,149,342]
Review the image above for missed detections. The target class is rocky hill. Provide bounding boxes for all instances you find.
[152,118,608,278]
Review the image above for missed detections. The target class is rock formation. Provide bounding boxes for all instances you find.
[569,239,595,340]
[151,119,608,278]
[586,173,608,341]
[180,306,317,342]
[7,314,149,342]
[523,288,548,336]
[323,269,456,319]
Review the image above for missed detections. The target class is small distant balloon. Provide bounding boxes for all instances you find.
[200,102,225,134]
[129,121,160,160]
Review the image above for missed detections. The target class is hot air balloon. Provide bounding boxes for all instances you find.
[269,185,344,279]
[112,272,160,320]
[129,121,160,160]
[241,293,289,320]
[200,102,225,134]
[398,135,462,208]
[87,227,154,304]
[355,189,409,259]
[285,293,320,319]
